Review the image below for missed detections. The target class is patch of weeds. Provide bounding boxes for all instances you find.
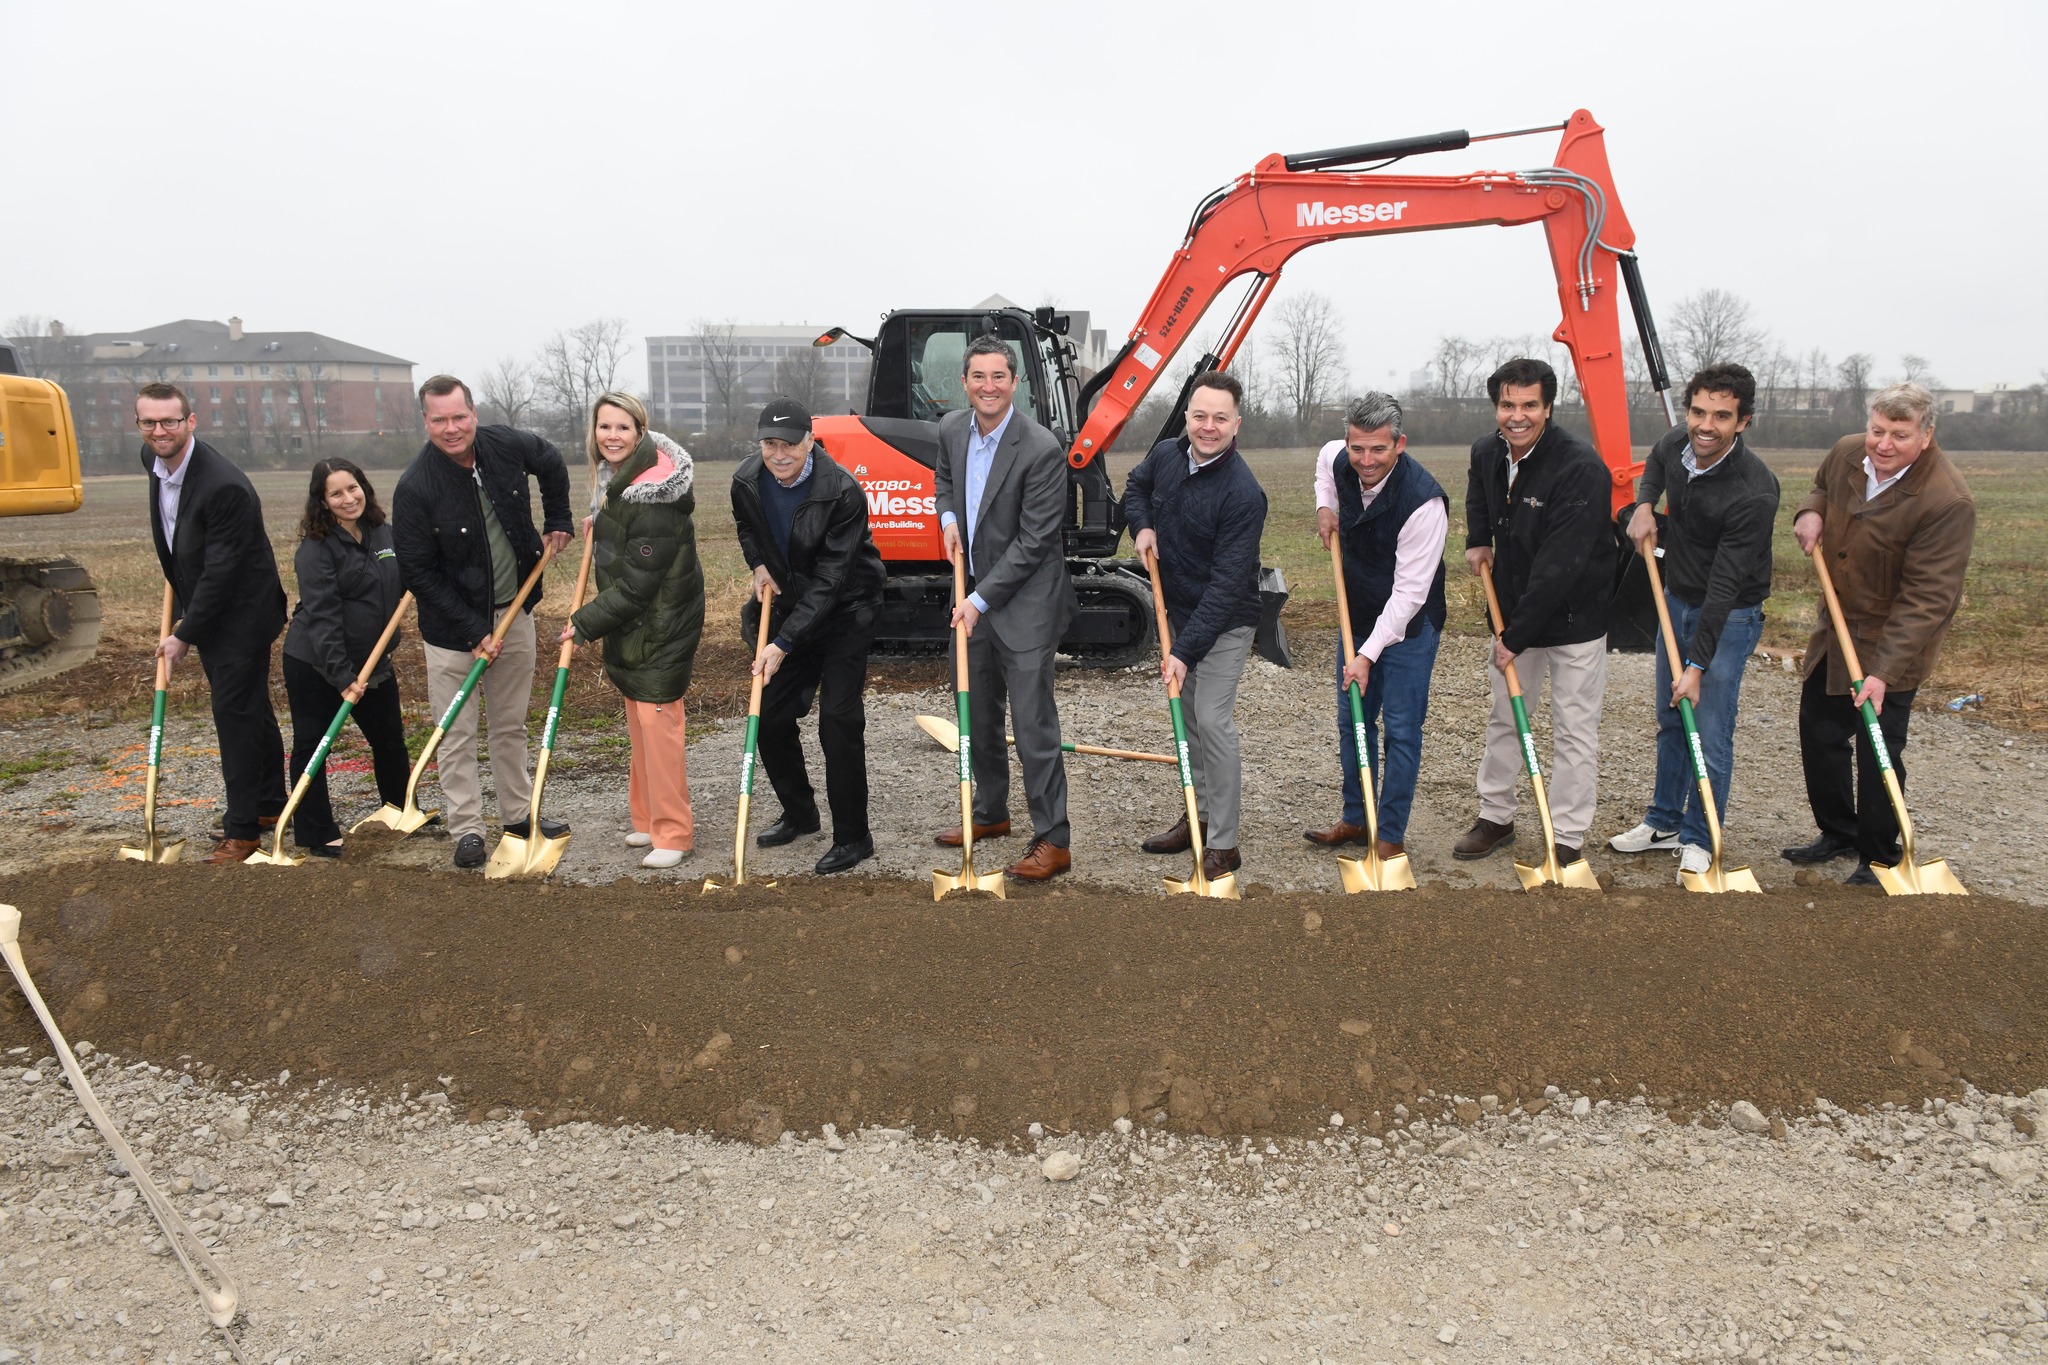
[0,750,74,791]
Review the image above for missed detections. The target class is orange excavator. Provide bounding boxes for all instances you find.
[810,108,1675,665]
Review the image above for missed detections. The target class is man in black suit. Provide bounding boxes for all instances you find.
[932,335,1078,880]
[137,382,288,862]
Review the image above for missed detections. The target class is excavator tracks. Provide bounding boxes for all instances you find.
[0,557,103,694]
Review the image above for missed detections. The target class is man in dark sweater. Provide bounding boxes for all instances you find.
[137,382,288,862]
[392,375,573,868]
[1122,371,1267,880]
[1611,364,1779,881]
[1456,357,1616,867]
[731,397,887,875]
[1304,393,1448,859]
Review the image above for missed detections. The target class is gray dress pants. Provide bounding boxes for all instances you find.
[1179,623,1254,852]
[966,626,1070,848]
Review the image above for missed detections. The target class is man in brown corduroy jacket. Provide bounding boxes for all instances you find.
[1782,382,1976,885]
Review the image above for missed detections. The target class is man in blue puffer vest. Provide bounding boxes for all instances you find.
[1305,393,1448,860]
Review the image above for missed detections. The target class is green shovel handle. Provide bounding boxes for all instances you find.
[1849,680,1896,777]
[953,689,972,786]
[1345,680,1373,782]
[1167,693,1196,790]
[146,687,168,769]
[1508,692,1543,779]
[435,655,491,731]
[1674,695,1711,786]
[738,714,762,797]
[539,664,571,752]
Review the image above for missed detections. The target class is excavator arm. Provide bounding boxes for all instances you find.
[1070,108,1651,511]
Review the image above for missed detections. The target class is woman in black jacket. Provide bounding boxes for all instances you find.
[281,458,411,857]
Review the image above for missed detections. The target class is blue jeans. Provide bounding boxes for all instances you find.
[1645,596,1763,848]
[1337,619,1440,844]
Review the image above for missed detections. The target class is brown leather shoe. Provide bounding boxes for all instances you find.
[1202,846,1242,879]
[207,814,278,842]
[1005,838,1070,881]
[1375,839,1405,861]
[1141,814,1205,855]
[205,837,261,864]
[1452,818,1515,860]
[934,820,1011,848]
[1303,818,1370,847]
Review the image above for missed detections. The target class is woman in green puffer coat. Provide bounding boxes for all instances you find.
[562,391,705,869]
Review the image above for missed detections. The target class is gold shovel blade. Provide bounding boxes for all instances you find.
[242,845,305,867]
[350,802,440,835]
[933,864,1007,901]
[482,833,533,880]
[1163,870,1242,899]
[1871,857,1968,897]
[1680,862,1762,894]
[1515,855,1602,892]
[1337,851,1417,894]
[521,833,571,879]
[119,835,185,864]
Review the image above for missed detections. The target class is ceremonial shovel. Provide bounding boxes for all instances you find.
[912,713,1173,765]
[1641,552,1760,893]
[933,555,1005,901]
[487,528,595,879]
[1478,563,1601,892]
[247,592,414,866]
[1142,548,1239,899]
[121,583,187,863]
[352,546,556,836]
[1327,535,1416,893]
[1810,551,1967,896]
[703,582,778,893]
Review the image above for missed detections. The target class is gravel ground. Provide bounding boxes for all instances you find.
[0,1047,2042,1363]
[4,635,2041,904]
[2,640,2045,1361]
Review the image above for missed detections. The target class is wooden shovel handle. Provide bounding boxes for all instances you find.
[950,553,971,693]
[554,526,598,669]
[487,543,558,652]
[152,582,175,691]
[1476,561,1524,699]
[1329,535,1359,661]
[351,592,415,692]
[746,579,776,718]
[1640,552,1688,681]
[1809,551,1868,683]
[1141,548,1180,700]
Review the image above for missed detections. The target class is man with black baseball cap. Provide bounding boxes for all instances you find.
[730,396,887,874]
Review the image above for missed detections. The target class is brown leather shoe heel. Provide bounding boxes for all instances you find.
[935,820,1011,848]
[1374,839,1405,860]
[1141,815,1204,855]
[1303,819,1370,847]
[1005,838,1070,881]
[205,837,261,864]
[1451,818,1515,860]
[1202,846,1241,880]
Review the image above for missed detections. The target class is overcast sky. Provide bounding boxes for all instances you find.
[13,0,2044,403]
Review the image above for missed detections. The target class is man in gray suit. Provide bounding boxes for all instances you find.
[934,334,1078,880]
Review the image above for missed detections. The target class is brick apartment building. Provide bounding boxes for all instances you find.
[6,317,418,469]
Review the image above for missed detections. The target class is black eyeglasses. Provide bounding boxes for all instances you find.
[136,417,190,431]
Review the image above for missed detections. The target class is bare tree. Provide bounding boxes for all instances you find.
[693,318,759,429]
[1751,346,1793,417]
[1422,335,1485,400]
[1667,288,1770,375]
[479,355,537,428]
[1268,291,1348,429]
[1801,347,1833,413]
[536,318,632,431]
[1897,353,1942,390]
[3,314,55,374]
[772,345,829,414]
[1836,352,1875,424]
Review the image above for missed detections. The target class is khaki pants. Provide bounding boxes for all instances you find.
[1477,636,1606,847]
[423,610,537,840]
[625,697,693,852]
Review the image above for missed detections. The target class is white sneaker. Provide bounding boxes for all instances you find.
[624,831,652,847]
[1677,844,1712,883]
[640,848,687,869]
[1609,822,1680,854]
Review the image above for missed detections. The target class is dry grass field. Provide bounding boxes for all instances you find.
[2,443,2040,727]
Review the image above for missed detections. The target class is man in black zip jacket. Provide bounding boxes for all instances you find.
[392,375,572,868]
[1611,364,1779,881]
[732,398,887,875]
[1455,357,1615,867]
[1122,371,1267,880]
[136,382,288,863]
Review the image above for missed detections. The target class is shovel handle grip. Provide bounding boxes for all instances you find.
[1477,562,1525,700]
[1142,548,1183,700]
[151,583,175,691]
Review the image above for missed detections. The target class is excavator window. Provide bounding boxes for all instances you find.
[870,313,1041,428]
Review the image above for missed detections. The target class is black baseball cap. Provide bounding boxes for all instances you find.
[757,397,811,443]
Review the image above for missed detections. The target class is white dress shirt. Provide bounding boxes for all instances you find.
[1314,441,1450,661]
[152,436,196,546]
[1862,454,1910,502]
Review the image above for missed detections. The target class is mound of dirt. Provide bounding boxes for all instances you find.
[3,861,2042,1146]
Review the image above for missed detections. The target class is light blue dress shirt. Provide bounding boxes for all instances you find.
[940,405,1013,614]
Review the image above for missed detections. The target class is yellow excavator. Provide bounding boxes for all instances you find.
[0,341,101,691]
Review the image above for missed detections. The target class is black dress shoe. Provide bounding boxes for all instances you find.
[453,833,487,868]
[304,841,343,861]
[1782,833,1857,865]
[758,810,822,847]
[1845,861,1882,887]
[814,837,875,875]
[503,816,570,839]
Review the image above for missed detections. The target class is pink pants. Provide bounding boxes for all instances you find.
[625,697,693,852]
